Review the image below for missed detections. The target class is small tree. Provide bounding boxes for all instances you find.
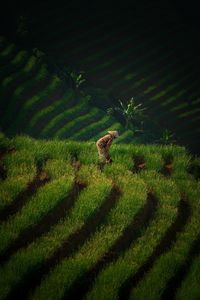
[70,70,86,90]
[160,129,176,144]
[107,97,146,132]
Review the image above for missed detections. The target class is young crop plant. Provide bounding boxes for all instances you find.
[107,97,146,133]
[159,128,176,145]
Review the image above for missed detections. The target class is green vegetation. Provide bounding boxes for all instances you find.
[0,39,135,144]
[0,134,199,300]
[107,97,146,132]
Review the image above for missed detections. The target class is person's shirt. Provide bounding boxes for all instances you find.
[97,134,114,148]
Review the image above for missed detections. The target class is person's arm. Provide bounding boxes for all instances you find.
[105,137,113,149]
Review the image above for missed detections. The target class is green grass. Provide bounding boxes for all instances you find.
[86,173,181,300]
[176,253,200,300]
[0,134,199,300]
[0,164,112,299]
[0,159,74,253]
[0,50,28,79]
[31,172,147,300]
[53,108,104,139]
[129,180,200,300]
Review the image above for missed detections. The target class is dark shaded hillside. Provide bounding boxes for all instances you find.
[0,0,199,154]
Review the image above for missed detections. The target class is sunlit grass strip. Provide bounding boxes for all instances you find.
[0,150,36,210]
[1,63,48,106]
[0,166,112,300]
[102,46,172,85]
[0,159,74,254]
[30,171,147,300]
[53,108,103,139]
[5,75,61,132]
[171,153,193,180]
[39,100,89,138]
[26,89,74,131]
[0,132,14,150]
[178,107,200,119]
[0,50,28,78]
[130,180,200,300]
[176,254,200,300]
[2,66,49,133]
[0,43,16,62]
[10,135,73,161]
[71,114,114,140]
[0,55,38,89]
[106,48,173,91]
[149,68,197,104]
[118,56,196,99]
[7,63,48,101]
[86,172,181,300]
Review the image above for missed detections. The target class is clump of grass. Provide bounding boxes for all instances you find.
[130,180,200,300]
[0,159,74,254]
[87,175,180,300]
[31,173,147,300]
[0,165,112,299]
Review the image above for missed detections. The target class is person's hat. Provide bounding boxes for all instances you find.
[108,130,119,138]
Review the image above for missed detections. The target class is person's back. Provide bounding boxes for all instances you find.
[96,130,119,163]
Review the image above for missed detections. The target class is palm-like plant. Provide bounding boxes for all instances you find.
[108,97,146,132]
[160,129,176,144]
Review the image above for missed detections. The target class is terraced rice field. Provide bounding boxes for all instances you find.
[0,133,199,300]
[0,36,135,144]
[27,1,200,154]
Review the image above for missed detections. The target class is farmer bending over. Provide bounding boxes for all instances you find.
[96,130,119,163]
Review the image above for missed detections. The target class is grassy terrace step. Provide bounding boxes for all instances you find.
[86,173,182,300]
[1,67,49,132]
[39,99,91,138]
[5,75,62,134]
[78,26,189,79]
[0,55,39,94]
[0,58,43,121]
[176,246,200,300]
[130,180,200,300]
[71,115,115,141]
[0,166,113,299]
[116,58,197,102]
[26,89,75,136]
[1,40,133,140]
[0,135,198,299]
[0,159,74,255]
[53,108,105,139]
[0,50,29,79]
[31,171,148,300]
[0,43,18,65]
[0,150,37,213]
[64,22,152,66]
[84,31,158,77]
